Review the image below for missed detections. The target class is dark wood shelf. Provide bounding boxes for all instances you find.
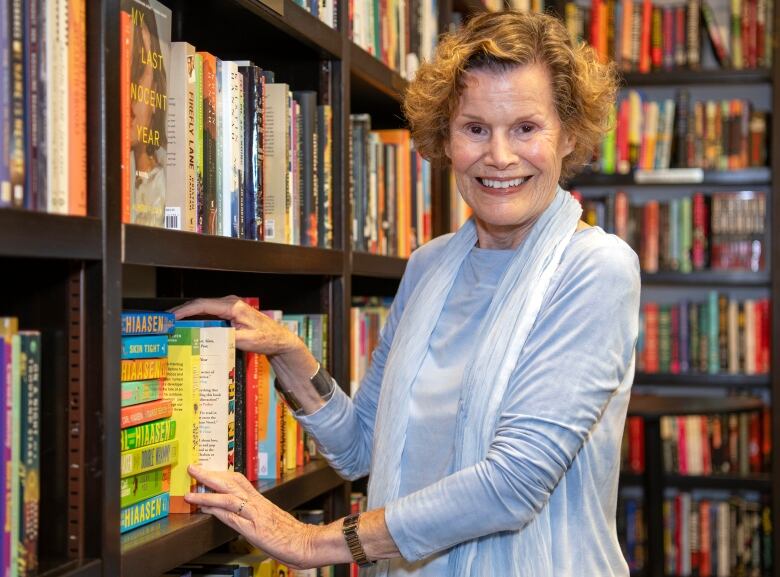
[641,270,770,286]
[664,473,771,491]
[230,0,342,58]
[620,472,644,486]
[628,394,765,418]
[570,167,771,187]
[122,224,344,274]
[121,461,344,576]
[634,373,770,388]
[351,252,407,278]
[349,43,407,103]
[38,559,101,577]
[0,209,101,260]
[620,68,771,86]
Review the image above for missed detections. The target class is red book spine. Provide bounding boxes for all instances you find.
[241,297,261,482]
[699,500,711,576]
[701,415,712,474]
[670,304,681,373]
[749,411,762,472]
[628,416,645,473]
[645,302,660,372]
[639,0,653,72]
[677,416,688,474]
[120,399,173,429]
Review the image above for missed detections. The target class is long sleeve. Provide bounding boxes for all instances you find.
[384,238,641,561]
[296,238,448,480]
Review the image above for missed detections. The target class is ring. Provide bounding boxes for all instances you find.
[237,499,247,516]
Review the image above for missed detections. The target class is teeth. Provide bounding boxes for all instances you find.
[480,176,529,189]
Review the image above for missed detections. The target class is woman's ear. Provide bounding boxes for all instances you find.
[561,131,576,158]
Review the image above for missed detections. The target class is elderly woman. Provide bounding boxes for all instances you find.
[175,10,640,577]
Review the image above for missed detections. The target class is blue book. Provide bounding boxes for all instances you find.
[121,335,169,359]
[175,320,229,328]
[121,311,176,336]
[120,492,170,534]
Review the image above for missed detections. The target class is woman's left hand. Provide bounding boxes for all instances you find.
[184,464,318,570]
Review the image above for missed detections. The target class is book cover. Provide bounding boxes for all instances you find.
[121,357,168,381]
[120,466,171,508]
[121,334,169,359]
[121,398,173,429]
[293,91,318,247]
[120,418,176,452]
[165,325,201,512]
[121,311,176,336]
[68,0,87,216]
[18,331,40,576]
[263,83,291,244]
[122,378,164,407]
[120,439,179,478]
[120,491,170,533]
[46,0,70,214]
[121,0,172,227]
[197,51,218,235]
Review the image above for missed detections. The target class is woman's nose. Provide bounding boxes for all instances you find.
[485,133,518,169]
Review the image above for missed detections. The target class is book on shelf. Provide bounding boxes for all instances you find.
[121,0,172,227]
[120,491,170,534]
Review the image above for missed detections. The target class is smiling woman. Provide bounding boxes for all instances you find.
[175,11,640,577]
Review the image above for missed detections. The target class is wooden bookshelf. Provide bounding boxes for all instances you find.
[640,270,771,287]
[570,167,772,187]
[0,210,102,260]
[620,68,772,86]
[634,372,771,388]
[351,252,408,279]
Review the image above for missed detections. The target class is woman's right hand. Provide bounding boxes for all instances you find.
[170,295,298,356]
[170,296,323,412]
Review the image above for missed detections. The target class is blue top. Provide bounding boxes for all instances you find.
[298,226,640,576]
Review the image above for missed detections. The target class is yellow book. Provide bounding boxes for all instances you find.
[164,326,201,513]
[120,439,179,478]
[283,404,298,471]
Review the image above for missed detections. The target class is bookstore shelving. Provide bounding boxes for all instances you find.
[4,0,780,576]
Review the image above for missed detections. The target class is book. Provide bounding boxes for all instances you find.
[120,466,171,508]
[165,324,201,512]
[121,398,173,428]
[121,334,169,359]
[121,311,176,336]
[263,83,290,244]
[121,357,168,381]
[122,378,164,407]
[121,0,172,227]
[18,332,40,576]
[120,439,179,478]
[120,418,177,452]
[120,491,170,533]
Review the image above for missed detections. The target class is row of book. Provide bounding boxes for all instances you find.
[121,0,335,248]
[637,295,771,376]
[119,307,329,532]
[664,492,771,576]
[348,0,438,79]
[565,0,773,71]
[0,320,40,577]
[573,190,767,274]
[291,0,338,28]
[350,297,392,396]
[617,492,646,570]
[661,410,770,476]
[350,116,432,258]
[595,92,766,174]
[0,0,87,215]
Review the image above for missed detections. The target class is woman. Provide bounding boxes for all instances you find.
[175,11,640,576]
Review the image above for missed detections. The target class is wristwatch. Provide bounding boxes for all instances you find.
[273,362,335,414]
[342,513,374,567]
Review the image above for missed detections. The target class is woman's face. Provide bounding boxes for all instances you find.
[446,64,575,249]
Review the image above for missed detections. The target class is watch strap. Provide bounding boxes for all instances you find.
[274,363,334,414]
[342,513,374,567]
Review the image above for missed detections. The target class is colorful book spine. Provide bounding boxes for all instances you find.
[120,439,179,478]
[121,398,173,429]
[121,335,169,359]
[121,379,164,407]
[121,419,177,452]
[18,332,40,577]
[120,492,170,534]
[121,311,176,336]
[120,466,171,508]
[121,357,168,381]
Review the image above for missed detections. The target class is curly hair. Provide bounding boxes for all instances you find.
[403,11,618,181]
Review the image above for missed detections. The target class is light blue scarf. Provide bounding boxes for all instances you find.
[367,186,582,576]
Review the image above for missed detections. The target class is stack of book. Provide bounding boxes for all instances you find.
[120,311,178,534]
[350,297,392,397]
[0,318,41,576]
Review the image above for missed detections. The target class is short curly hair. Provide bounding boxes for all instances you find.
[403,11,618,181]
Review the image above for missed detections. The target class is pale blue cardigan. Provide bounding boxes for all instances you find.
[298,226,641,576]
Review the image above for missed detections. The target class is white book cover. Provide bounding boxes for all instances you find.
[198,326,236,477]
[47,0,69,213]
[230,64,244,238]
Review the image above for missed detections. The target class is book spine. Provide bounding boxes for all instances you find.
[165,42,192,231]
[120,418,176,452]
[46,0,69,214]
[68,0,86,215]
[120,466,170,508]
[121,378,163,407]
[120,398,173,429]
[120,439,179,478]
[231,64,244,239]
[194,53,203,233]
[18,332,39,576]
[263,84,291,243]
[120,9,131,222]
[0,0,10,208]
[120,311,176,335]
[120,357,168,382]
[9,0,26,209]
[9,335,20,577]
[120,491,170,533]
[199,51,218,235]
[121,335,169,359]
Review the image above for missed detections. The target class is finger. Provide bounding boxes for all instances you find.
[231,471,261,497]
[170,298,235,320]
[184,490,244,513]
[187,464,239,493]
[200,504,254,532]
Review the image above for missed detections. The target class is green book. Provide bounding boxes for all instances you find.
[120,467,170,508]
[121,418,177,452]
[121,379,163,407]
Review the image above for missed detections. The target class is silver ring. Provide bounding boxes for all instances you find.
[237,499,247,516]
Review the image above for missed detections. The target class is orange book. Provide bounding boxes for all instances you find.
[69,0,87,215]
[639,0,653,72]
[375,130,412,257]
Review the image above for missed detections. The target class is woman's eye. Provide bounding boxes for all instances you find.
[519,124,534,133]
[467,125,484,135]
